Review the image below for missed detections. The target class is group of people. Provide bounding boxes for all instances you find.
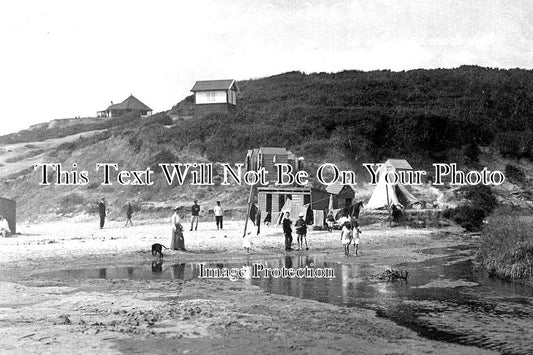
[282,211,309,251]
[97,198,134,229]
[96,198,225,233]
[96,196,364,257]
[169,200,225,251]
[340,219,362,257]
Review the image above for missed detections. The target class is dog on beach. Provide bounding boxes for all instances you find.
[151,243,168,258]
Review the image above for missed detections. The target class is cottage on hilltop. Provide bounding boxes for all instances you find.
[191,79,239,117]
[97,95,152,118]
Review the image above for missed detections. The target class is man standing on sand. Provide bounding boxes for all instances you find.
[190,200,200,231]
[214,201,223,230]
[0,215,11,237]
[98,198,106,229]
[282,212,293,251]
[125,202,133,227]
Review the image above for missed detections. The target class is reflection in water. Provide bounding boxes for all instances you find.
[38,248,533,354]
[171,263,185,279]
[151,261,163,273]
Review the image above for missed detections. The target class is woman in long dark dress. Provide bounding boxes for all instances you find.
[170,208,186,250]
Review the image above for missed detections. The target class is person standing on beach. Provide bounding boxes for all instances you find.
[125,202,133,227]
[190,200,200,231]
[352,219,362,255]
[170,207,185,250]
[326,211,335,232]
[214,201,223,230]
[282,212,293,251]
[98,198,106,229]
[295,212,308,250]
[340,222,353,257]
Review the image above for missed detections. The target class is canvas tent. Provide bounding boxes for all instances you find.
[366,159,419,209]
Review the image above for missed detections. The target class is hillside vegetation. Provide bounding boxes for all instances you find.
[167,66,533,168]
[2,66,533,221]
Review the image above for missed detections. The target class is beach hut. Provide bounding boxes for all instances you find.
[0,197,16,234]
[191,79,239,117]
[326,181,358,210]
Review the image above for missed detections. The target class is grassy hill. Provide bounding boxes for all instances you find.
[1,66,533,222]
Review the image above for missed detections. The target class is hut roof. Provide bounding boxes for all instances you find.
[258,147,290,155]
[384,159,413,170]
[325,181,357,195]
[106,95,152,111]
[191,79,238,92]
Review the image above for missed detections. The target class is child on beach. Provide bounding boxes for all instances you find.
[295,212,308,250]
[352,220,362,256]
[340,222,353,257]
[243,231,253,254]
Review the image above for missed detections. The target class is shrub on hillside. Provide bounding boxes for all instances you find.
[443,205,486,231]
[150,149,178,172]
[476,208,533,279]
[444,185,497,231]
[463,142,480,162]
[143,112,173,126]
[461,185,497,214]
[505,164,525,184]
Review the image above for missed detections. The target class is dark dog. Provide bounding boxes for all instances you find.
[151,243,168,258]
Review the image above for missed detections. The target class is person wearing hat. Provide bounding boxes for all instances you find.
[0,215,11,238]
[294,212,308,250]
[282,212,293,251]
[190,200,200,231]
[170,207,185,250]
[214,201,224,230]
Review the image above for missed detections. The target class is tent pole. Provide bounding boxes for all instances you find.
[386,184,391,227]
[243,184,254,238]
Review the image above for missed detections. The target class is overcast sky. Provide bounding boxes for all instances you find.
[1,0,532,134]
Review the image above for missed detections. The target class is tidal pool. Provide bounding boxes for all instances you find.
[37,246,533,354]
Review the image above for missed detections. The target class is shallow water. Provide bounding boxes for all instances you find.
[38,246,533,354]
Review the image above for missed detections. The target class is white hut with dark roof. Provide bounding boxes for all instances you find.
[191,79,239,117]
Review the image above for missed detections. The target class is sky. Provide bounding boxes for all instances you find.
[0,0,532,134]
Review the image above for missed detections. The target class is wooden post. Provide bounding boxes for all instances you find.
[386,184,391,227]
[243,184,254,238]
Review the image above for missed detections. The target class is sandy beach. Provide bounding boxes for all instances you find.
[0,218,495,354]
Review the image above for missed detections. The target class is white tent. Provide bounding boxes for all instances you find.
[366,159,419,210]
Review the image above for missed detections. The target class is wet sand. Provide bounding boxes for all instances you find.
[0,219,495,354]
